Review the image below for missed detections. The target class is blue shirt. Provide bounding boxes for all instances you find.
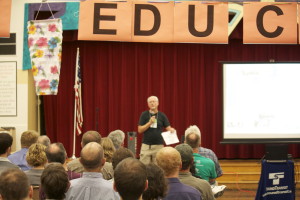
[65,172,120,200]
[8,148,31,171]
[163,177,202,200]
[198,147,223,177]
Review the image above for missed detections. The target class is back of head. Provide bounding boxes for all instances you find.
[101,137,116,162]
[81,130,102,147]
[143,163,167,200]
[41,163,69,199]
[37,135,51,147]
[26,143,47,167]
[185,133,200,149]
[0,132,13,155]
[114,158,147,200]
[21,130,39,148]
[184,125,201,138]
[0,169,30,200]
[112,147,135,170]
[45,143,67,164]
[175,144,193,170]
[156,147,181,177]
[108,130,125,149]
[80,142,104,171]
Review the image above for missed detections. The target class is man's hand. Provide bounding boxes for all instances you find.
[149,116,156,124]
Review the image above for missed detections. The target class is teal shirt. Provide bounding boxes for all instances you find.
[193,153,217,182]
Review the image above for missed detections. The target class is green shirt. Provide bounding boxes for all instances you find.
[193,153,217,182]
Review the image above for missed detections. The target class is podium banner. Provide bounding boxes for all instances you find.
[255,160,295,200]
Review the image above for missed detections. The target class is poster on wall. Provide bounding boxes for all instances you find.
[0,62,17,116]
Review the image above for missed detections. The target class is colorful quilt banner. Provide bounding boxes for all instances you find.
[27,18,63,95]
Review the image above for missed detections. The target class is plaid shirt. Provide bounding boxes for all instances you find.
[198,147,223,177]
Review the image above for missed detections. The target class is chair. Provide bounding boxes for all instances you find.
[32,186,40,200]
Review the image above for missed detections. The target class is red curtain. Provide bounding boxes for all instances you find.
[43,31,300,158]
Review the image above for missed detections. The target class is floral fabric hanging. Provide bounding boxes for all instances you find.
[27,18,63,95]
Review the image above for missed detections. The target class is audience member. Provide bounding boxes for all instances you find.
[101,137,116,163]
[41,163,70,200]
[37,135,51,147]
[0,132,19,174]
[8,130,39,171]
[108,130,125,149]
[67,130,102,173]
[156,147,202,200]
[46,142,81,179]
[111,147,135,170]
[114,158,147,200]
[185,125,223,178]
[25,143,47,186]
[186,132,217,184]
[65,142,120,200]
[142,163,167,200]
[175,144,215,200]
[0,168,33,200]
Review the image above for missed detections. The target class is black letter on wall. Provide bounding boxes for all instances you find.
[256,5,283,38]
[134,4,161,36]
[93,3,117,35]
[188,5,214,37]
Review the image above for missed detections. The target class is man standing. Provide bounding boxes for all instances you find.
[138,96,175,164]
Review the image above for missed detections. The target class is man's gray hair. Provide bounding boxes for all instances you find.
[184,125,201,138]
[37,135,51,147]
[147,96,159,103]
[108,130,125,149]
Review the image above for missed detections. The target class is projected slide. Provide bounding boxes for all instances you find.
[223,63,300,141]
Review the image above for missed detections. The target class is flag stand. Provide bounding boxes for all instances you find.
[71,47,82,159]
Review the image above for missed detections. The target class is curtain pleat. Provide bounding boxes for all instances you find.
[44,31,300,158]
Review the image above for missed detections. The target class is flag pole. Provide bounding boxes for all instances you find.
[72,47,80,159]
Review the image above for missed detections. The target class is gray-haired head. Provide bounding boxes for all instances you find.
[147,96,159,103]
[184,125,201,138]
[108,130,125,149]
[37,135,51,147]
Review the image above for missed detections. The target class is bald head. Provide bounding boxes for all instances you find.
[80,142,105,171]
[156,147,181,177]
[45,143,67,164]
[185,133,200,149]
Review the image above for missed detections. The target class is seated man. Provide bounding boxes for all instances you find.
[0,168,33,200]
[41,163,70,200]
[185,125,223,178]
[65,142,120,200]
[185,132,217,184]
[0,132,19,174]
[156,147,202,200]
[114,158,147,200]
[8,130,39,171]
[46,142,81,179]
[175,144,215,200]
[37,135,51,147]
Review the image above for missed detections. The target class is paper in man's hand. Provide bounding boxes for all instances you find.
[161,131,179,145]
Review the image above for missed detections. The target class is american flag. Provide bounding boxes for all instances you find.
[74,48,83,135]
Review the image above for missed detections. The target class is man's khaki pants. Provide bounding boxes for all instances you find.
[139,144,164,165]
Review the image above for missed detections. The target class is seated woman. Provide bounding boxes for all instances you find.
[25,143,47,186]
[101,137,116,163]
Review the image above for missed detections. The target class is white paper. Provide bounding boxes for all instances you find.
[161,131,179,145]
